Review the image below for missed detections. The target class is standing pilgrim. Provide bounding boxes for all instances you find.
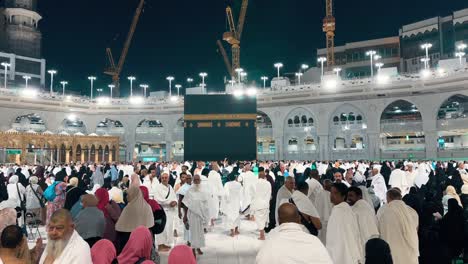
[388,162,409,196]
[182,174,209,257]
[275,176,295,225]
[369,167,387,205]
[207,163,224,225]
[222,172,243,237]
[177,173,192,245]
[239,163,257,216]
[250,171,272,240]
[347,186,379,247]
[305,169,323,204]
[314,179,333,244]
[326,183,363,264]
[378,189,419,264]
[154,172,178,251]
[405,163,417,189]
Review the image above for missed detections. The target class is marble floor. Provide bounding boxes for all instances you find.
[159,218,263,264]
[30,218,263,264]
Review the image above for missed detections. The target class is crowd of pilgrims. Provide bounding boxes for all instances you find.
[0,160,466,264]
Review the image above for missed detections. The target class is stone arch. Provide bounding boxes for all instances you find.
[329,103,366,124]
[436,94,468,120]
[59,117,87,134]
[284,107,316,128]
[257,111,273,128]
[11,113,46,132]
[96,118,125,135]
[380,99,422,123]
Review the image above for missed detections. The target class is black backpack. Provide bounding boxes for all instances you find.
[152,207,167,234]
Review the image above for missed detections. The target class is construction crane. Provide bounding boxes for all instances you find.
[104,0,145,97]
[217,0,248,78]
[322,0,335,67]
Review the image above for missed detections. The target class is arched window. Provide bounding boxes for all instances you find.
[308,118,314,125]
[288,119,293,125]
[301,115,307,124]
[333,116,339,122]
[356,115,363,121]
[293,116,300,124]
[340,113,347,122]
[348,112,356,121]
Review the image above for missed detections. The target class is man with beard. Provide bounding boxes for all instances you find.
[183,174,209,257]
[39,209,92,264]
[154,172,178,251]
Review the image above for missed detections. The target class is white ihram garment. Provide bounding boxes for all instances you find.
[274,185,292,226]
[222,181,242,229]
[142,176,160,198]
[379,200,419,264]
[389,169,409,195]
[370,173,387,205]
[314,189,333,244]
[352,199,379,246]
[183,186,209,248]
[305,177,323,204]
[207,170,224,219]
[239,171,257,212]
[154,183,177,246]
[256,223,333,264]
[39,230,92,264]
[250,178,272,230]
[326,202,363,264]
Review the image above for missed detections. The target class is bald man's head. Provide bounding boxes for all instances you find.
[278,203,301,225]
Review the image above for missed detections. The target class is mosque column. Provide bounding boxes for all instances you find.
[274,136,283,160]
[65,147,70,163]
[424,130,438,160]
[367,132,380,160]
[318,134,329,160]
[165,131,173,162]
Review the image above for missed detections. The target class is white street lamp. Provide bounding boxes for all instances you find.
[175,84,182,96]
[47,69,57,94]
[333,67,342,77]
[295,72,303,85]
[166,76,174,97]
[317,57,327,78]
[365,50,377,77]
[23,75,31,89]
[199,72,207,94]
[375,62,384,73]
[261,76,268,88]
[187,78,193,87]
[108,84,115,99]
[127,76,136,96]
[456,51,466,66]
[374,55,382,61]
[88,76,96,99]
[301,64,309,72]
[274,63,283,78]
[96,88,103,96]
[60,81,68,96]
[240,72,247,83]
[1,63,10,89]
[421,43,432,69]
[420,58,430,70]
[457,43,467,51]
[228,80,236,87]
[139,84,149,97]
[235,68,244,83]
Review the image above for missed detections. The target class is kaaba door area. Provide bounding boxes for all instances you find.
[184,95,257,161]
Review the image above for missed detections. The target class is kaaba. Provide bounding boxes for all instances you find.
[184,94,257,161]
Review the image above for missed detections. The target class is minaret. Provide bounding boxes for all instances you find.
[2,0,42,58]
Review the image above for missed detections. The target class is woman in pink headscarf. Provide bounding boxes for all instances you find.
[95,188,121,245]
[168,245,197,264]
[91,239,116,264]
[117,226,153,264]
[139,186,165,237]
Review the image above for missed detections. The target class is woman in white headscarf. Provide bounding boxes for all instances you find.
[7,175,25,209]
[91,165,104,188]
[25,176,44,223]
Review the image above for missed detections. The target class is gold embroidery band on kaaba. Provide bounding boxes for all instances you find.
[184,114,256,121]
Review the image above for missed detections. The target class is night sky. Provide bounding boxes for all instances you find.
[38,0,468,96]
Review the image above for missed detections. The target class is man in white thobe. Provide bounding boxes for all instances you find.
[222,175,243,236]
[177,175,192,245]
[347,186,379,248]
[405,163,417,189]
[154,172,178,251]
[389,163,408,195]
[326,183,363,264]
[379,189,419,264]
[207,164,224,222]
[39,209,92,264]
[250,171,271,240]
[143,168,160,198]
[256,203,333,264]
[314,179,333,244]
[183,175,209,257]
[200,173,216,228]
[275,176,294,226]
[369,167,387,205]
[306,169,323,204]
[239,164,257,214]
